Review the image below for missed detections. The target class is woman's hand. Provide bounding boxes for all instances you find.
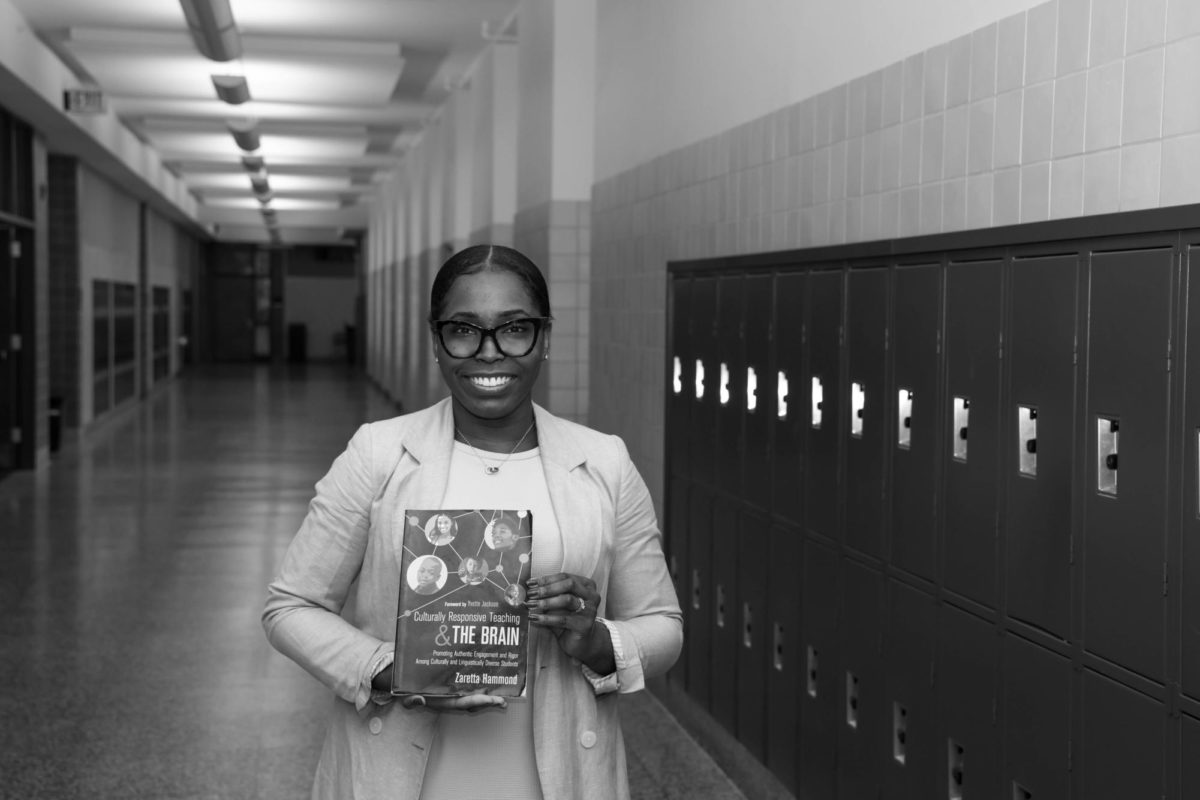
[371,665,507,711]
[526,573,615,675]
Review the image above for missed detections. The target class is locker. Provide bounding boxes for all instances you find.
[805,269,844,542]
[667,476,690,686]
[668,277,693,479]
[844,268,889,559]
[690,277,719,487]
[710,496,740,734]
[686,488,713,708]
[1083,247,1173,682]
[837,561,885,800]
[883,581,938,800]
[1005,254,1077,640]
[938,606,1001,799]
[766,521,803,793]
[1003,636,1071,800]
[773,273,807,525]
[743,276,773,510]
[1182,244,1200,702]
[799,540,839,800]
[1183,714,1200,799]
[891,264,942,581]
[944,259,1004,608]
[1080,671,1164,798]
[716,276,746,497]
[736,508,770,759]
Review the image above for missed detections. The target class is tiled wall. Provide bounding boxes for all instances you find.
[514,200,591,423]
[592,0,1200,511]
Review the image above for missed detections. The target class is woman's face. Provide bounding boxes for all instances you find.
[432,269,548,423]
[436,515,452,534]
[493,523,514,546]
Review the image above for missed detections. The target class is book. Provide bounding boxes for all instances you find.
[391,509,533,697]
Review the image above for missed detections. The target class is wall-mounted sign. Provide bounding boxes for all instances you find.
[62,88,105,114]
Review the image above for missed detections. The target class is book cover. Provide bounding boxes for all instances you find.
[392,509,532,697]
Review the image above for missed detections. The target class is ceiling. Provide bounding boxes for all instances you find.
[8,0,520,246]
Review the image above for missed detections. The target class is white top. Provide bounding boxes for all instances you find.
[418,442,561,800]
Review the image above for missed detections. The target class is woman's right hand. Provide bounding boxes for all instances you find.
[373,664,507,711]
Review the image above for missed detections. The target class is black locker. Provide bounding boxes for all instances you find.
[883,580,938,800]
[938,606,1001,799]
[1080,671,1164,798]
[944,259,1004,608]
[1005,254,1078,640]
[837,561,885,800]
[743,276,773,511]
[766,521,802,793]
[800,539,839,800]
[1003,635,1071,800]
[773,273,807,525]
[1182,243,1200,702]
[710,495,739,734]
[891,264,942,582]
[1183,714,1200,798]
[667,477,690,687]
[669,277,693,479]
[686,488,713,709]
[806,269,844,543]
[844,269,889,559]
[690,277,719,487]
[1083,247,1173,683]
[716,276,746,497]
[736,508,770,760]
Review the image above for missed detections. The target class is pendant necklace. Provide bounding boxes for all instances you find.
[456,421,536,475]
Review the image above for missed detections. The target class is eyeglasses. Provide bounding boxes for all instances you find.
[431,317,551,359]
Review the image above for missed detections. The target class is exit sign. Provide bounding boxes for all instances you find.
[63,88,105,114]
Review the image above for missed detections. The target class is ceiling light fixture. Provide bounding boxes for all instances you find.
[241,155,264,172]
[211,74,251,104]
[226,118,261,151]
[179,0,242,62]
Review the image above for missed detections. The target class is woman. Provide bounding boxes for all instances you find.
[262,244,682,799]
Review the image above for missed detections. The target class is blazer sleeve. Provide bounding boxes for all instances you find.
[598,437,684,693]
[261,423,394,710]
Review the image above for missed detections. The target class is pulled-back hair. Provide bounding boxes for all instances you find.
[428,245,552,322]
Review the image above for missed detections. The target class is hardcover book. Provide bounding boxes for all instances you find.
[392,509,532,697]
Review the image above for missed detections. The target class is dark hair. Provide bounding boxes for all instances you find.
[428,244,552,322]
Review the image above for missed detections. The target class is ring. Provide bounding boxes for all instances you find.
[574,597,587,614]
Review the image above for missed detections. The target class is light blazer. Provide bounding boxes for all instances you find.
[262,398,683,799]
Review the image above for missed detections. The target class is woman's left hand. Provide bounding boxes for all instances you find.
[526,573,614,673]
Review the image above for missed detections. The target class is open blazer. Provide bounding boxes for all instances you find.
[262,398,683,800]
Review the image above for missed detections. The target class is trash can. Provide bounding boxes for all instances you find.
[48,396,63,452]
[288,323,307,363]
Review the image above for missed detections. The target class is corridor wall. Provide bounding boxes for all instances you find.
[666,212,1200,799]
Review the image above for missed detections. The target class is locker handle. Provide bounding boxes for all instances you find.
[959,426,968,440]
[742,602,753,648]
[772,623,784,671]
[1105,453,1118,470]
[691,569,701,611]
[1025,438,1037,454]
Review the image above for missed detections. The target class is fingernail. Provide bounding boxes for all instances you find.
[529,613,544,623]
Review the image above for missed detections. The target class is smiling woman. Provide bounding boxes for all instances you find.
[262,244,683,800]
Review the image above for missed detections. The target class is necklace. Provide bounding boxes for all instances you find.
[455,421,536,475]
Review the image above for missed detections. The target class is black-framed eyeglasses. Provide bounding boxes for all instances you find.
[431,317,551,359]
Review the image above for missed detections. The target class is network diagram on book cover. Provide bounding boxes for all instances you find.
[402,509,531,610]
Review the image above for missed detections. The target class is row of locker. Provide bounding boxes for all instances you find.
[668,488,1199,800]
[666,233,1200,691]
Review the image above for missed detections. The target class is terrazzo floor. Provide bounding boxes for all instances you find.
[0,364,743,800]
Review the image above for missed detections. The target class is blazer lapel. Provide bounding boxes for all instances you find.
[534,404,603,579]
[389,398,456,571]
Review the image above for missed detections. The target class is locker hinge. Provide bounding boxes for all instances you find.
[1163,562,1169,596]
[8,239,20,258]
[10,427,21,444]
[1067,738,1072,771]
[936,329,942,355]
[884,327,890,351]
[998,330,1004,359]
[9,334,20,352]
[1167,339,1173,372]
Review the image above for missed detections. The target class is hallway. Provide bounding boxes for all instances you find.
[0,366,741,799]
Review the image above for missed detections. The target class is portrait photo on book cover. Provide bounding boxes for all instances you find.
[406,555,447,595]
[424,513,458,546]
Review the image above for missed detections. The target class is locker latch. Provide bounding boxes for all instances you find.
[948,739,965,800]
[811,377,824,428]
[746,367,758,412]
[777,371,789,420]
[898,388,913,449]
[953,397,970,462]
[1097,416,1119,496]
[850,382,865,437]
[1018,405,1037,476]
[845,671,859,729]
[672,356,682,394]
[694,360,705,400]
[893,702,908,765]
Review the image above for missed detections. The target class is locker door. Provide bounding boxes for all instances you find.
[883,581,938,800]
[800,540,839,800]
[891,264,942,582]
[1081,672,1164,799]
[1083,247,1173,682]
[944,259,1004,608]
[1183,714,1200,799]
[806,269,844,542]
[716,276,745,497]
[667,476,690,687]
[690,277,719,487]
[710,496,739,734]
[838,562,885,800]
[737,508,770,759]
[744,276,773,511]
[845,268,889,559]
[938,606,1001,799]
[766,521,802,793]
[773,273,807,525]
[686,488,712,709]
[1182,243,1200,702]
[1003,636,1071,800]
[668,276,693,480]
[1006,254,1078,640]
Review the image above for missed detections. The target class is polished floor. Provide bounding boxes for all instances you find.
[0,365,743,800]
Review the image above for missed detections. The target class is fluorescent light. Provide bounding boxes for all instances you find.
[179,0,242,62]
[212,74,251,104]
